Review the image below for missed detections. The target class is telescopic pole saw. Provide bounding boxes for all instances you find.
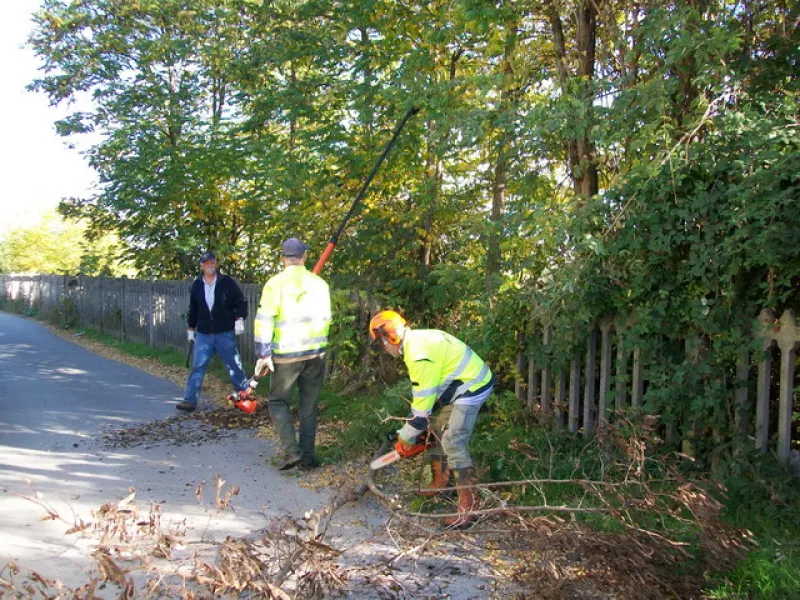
[312,106,420,275]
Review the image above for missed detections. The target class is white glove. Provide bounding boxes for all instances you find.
[187,329,195,342]
[255,356,274,376]
[234,319,245,335]
[397,422,425,444]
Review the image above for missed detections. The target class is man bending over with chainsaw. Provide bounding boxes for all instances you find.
[369,310,494,528]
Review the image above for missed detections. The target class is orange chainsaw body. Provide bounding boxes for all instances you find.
[370,433,435,470]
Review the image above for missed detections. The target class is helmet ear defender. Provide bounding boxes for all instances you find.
[375,324,401,345]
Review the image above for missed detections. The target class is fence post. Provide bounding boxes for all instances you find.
[734,350,750,443]
[121,277,127,341]
[775,310,799,464]
[682,336,702,457]
[583,330,597,437]
[100,277,105,331]
[599,322,612,426]
[514,330,526,403]
[541,327,552,413]
[555,369,566,432]
[755,309,775,453]
[616,334,627,410]
[569,357,580,434]
[148,279,156,347]
[631,346,644,408]
[527,353,538,412]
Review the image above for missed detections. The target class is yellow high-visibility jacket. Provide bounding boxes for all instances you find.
[403,329,493,429]
[254,265,331,364]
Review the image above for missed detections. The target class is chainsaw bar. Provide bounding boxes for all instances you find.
[370,450,401,471]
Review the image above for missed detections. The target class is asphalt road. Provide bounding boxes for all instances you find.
[0,312,490,598]
[0,312,327,590]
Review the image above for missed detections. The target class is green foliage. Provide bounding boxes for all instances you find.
[705,456,800,598]
[0,211,129,276]
[316,381,410,464]
[0,296,27,314]
[327,289,369,375]
[1,211,84,274]
[49,296,79,329]
[26,0,799,469]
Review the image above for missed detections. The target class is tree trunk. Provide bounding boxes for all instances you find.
[420,47,461,268]
[485,24,517,294]
[546,0,599,206]
[575,0,599,201]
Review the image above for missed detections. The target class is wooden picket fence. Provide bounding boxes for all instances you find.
[0,273,380,380]
[513,313,799,470]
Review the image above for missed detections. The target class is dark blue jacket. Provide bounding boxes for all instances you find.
[187,274,248,334]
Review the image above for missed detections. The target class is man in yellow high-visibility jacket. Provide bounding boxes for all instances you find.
[254,238,331,471]
[369,310,494,528]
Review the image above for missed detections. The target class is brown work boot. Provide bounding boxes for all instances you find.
[444,468,479,529]
[420,460,451,497]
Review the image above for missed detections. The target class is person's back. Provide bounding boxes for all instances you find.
[263,266,330,363]
[254,238,331,471]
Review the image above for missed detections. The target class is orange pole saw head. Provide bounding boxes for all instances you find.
[227,387,259,414]
[236,399,257,414]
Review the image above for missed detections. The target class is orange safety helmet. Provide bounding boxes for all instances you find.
[369,310,407,345]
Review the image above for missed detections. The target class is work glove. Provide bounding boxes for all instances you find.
[396,422,426,445]
[234,319,245,335]
[187,329,195,342]
[394,430,432,459]
[255,356,274,377]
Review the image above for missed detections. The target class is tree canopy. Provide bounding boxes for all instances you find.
[28,1,799,446]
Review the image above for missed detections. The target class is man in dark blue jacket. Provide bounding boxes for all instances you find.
[177,251,249,412]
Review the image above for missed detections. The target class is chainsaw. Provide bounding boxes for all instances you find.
[370,431,435,470]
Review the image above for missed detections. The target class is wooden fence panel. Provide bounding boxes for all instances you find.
[511,310,798,470]
[583,330,598,437]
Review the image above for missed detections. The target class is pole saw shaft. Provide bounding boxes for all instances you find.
[312,106,420,275]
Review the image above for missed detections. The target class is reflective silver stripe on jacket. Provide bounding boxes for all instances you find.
[412,386,439,398]
[273,336,328,351]
[437,348,474,394]
[275,315,332,328]
[411,348,476,399]
[256,314,275,324]
[453,363,490,398]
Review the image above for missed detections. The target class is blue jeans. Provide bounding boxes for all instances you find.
[184,331,247,405]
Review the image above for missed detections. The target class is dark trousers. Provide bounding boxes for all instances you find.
[267,356,326,463]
